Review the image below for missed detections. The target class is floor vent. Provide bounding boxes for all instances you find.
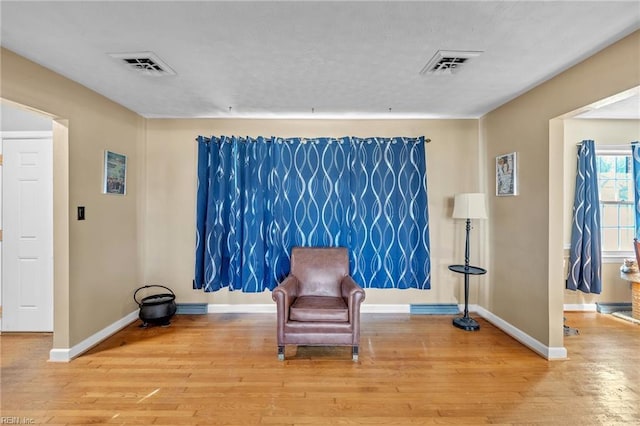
[596,302,631,314]
[410,303,459,315]
[108,51,176,76]
[176,303,208,315]
[420,50,482,75]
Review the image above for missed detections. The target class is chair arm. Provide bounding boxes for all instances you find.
[341,276,365,344]
[272,275,299,305]
[341,275,365,310]
[272,276,299,345]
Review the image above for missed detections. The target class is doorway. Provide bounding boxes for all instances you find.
[1,102,54,332]
[550,87,640,341]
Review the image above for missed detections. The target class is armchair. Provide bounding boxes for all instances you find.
[271,247,366,361]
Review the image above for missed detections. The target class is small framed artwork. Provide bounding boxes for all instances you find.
[103,150,127,195]
[496,152,517,196]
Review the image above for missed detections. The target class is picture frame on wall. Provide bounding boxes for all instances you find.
[103,150,127,195]
[496,152,517,196]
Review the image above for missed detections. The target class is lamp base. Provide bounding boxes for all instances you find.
[453,316,480,331]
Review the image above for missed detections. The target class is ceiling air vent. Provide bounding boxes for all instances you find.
[108,51,176,76]
[420,50,482,75]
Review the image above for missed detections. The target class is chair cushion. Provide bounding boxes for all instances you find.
[289,296,348,322]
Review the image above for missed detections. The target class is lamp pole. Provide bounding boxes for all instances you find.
[463,218,471,319]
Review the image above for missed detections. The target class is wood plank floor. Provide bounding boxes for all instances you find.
[1,312,638,425]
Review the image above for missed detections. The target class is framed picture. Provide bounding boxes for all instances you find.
[103,150,127,195]
[496,152,517,196]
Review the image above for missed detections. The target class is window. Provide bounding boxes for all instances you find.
[596,151,634,253]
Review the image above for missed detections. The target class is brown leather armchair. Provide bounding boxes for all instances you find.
[272,247,366,361]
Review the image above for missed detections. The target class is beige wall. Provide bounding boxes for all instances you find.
[562,119,640,306]
[144,119,485,306]
[1,48,145,347]
[482,30,640,348]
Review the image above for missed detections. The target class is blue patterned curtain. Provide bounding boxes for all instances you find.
[567,140,602,294]
[194,135,431,292]
[349,137,430,289]
[632,141,640,239]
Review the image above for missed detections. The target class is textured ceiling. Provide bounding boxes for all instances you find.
[1,1,639,119]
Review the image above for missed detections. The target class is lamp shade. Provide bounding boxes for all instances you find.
[452,193,487,219]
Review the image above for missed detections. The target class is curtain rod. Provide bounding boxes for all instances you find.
[196,137,431,142]
[577,142,632,148]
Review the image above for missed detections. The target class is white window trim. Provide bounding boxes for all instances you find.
[564,244,633,263]
[595,145,632,156]
[602,250,635,263]
[595,145,634,259]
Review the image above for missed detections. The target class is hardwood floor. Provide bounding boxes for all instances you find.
[1,312,638,425]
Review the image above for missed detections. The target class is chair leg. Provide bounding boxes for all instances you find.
[352,346,359,362]
[277,345,285,361]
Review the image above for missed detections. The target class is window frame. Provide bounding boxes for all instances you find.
[595,146,635,263]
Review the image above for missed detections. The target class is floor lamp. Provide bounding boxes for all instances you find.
[450,193,487,331]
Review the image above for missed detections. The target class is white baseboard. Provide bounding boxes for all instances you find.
[49,310,139,362]
[362,304,410,313]
[563,303,597,312]
[208,304,276,313]
[475,305,567,360]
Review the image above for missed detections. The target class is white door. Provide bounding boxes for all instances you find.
[2,137,53,332]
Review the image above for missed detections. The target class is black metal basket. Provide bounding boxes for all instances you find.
[134,285,177,327]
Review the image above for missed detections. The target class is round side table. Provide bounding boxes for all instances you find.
[448,264,487,331]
